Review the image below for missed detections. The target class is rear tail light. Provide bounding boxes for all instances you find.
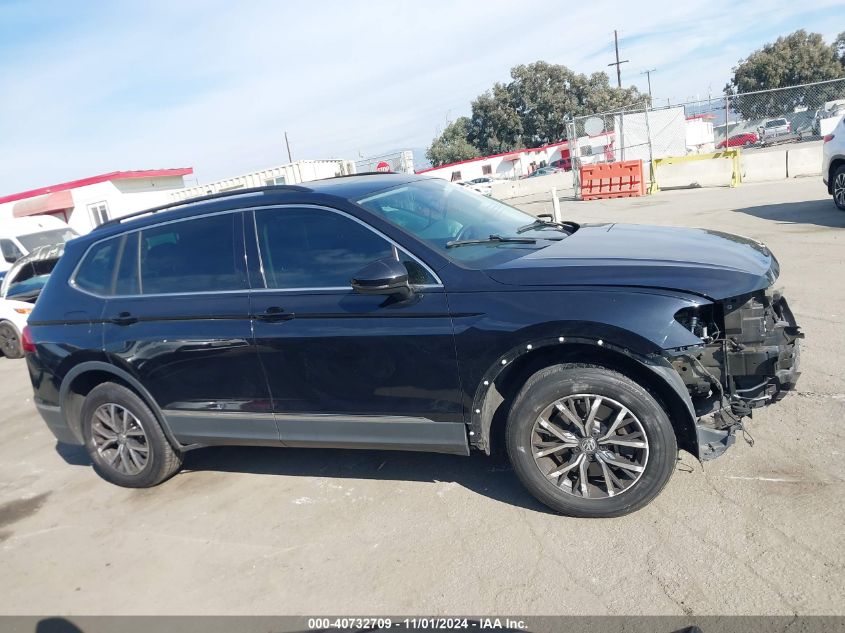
[21,326,35,354]
[824,134,835,143]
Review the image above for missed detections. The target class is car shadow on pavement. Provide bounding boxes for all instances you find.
[733,198,845,228]
[54,439,553,513]
[180,445,556,513]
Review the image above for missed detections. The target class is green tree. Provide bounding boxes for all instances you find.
[426,61,646,162]
[725,30,845,118]
[836,31,845,66]
[466,62,646,155]
[425,117,480,167]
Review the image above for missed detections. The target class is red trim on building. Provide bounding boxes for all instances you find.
[0,168,194,205]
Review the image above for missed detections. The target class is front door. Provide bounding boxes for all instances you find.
[246,205,466,454]
[99,210,277,446]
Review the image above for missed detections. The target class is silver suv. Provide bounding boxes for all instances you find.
[822,116,845,210]
[760,118,792,143]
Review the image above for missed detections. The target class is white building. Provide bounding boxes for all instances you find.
[416,136,615,182]
[0,168,193,235]
[170,159,355,201]
[418,140,571,182]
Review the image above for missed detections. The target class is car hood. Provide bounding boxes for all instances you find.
[0,243,64,299]
[484,223,778,300]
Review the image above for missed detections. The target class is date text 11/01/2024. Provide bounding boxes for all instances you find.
[306,618,528,630]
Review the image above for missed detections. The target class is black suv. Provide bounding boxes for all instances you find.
[23,174,802,517]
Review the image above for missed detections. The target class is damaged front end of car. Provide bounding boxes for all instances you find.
[667,288,803,460]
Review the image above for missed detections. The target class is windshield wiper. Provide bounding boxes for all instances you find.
[446,234,538,249]
[516,218,580,234]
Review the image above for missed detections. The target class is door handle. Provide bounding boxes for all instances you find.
[254,306,295,322]
[110,311,138,326]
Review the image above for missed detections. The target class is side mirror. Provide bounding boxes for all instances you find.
[351,257,413,299]
[3,254,17,264]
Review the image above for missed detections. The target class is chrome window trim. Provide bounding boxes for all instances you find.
[250,203,443,289]
[69,204,443,300]
[69,208,246,299]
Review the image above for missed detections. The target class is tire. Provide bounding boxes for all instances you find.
[81,382,182,487]
[833,165,845,211]
[506,364,677,518]
[0,321,23,359]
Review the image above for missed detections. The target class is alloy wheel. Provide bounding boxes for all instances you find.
[835,173,845,208]
[91,403,149,475]
[531,394,649,499]
[0,324,20,357]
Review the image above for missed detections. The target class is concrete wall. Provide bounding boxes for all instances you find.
[742,152,787,183]
[787,145,823,178]
[653,156,734,189]
[493,171,574,200]
[650,143,823,190]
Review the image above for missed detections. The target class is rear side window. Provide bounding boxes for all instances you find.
[139,213,245,294]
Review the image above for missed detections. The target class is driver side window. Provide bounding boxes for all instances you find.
[254,208,435,289]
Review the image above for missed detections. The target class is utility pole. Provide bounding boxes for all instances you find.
[608,30,629,88]
[641,68,656,104]
[284,131,293,163]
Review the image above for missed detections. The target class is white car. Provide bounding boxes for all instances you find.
[0,244,64,358]
[822,116,845,211]
[464,177,499,196]
[759,118,792,144]
[0,215,77,280]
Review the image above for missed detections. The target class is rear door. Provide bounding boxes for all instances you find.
[246,205,466,454]
[99,211,278,446]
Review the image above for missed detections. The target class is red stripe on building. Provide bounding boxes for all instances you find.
[0,168,194,205]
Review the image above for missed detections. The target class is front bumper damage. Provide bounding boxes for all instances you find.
[670,289,803,460]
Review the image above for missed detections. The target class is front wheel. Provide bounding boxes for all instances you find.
[506,364,677,518]
[0,321,23,359]
[81,382,183,487]
[833,165,845,211]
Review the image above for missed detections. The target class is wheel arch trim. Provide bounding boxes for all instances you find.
[469,336,698,458]
[59,361,188,450]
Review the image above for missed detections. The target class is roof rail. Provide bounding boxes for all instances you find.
[96,184,309,230]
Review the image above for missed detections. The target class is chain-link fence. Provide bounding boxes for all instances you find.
[565,78,845,195]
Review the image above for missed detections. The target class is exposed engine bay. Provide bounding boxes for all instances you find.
[669,288,803,458]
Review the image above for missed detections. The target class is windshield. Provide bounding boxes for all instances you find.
[17,228,78,252]
[357,179,570,264]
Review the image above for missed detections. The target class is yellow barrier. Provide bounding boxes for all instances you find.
[649,149,742,194]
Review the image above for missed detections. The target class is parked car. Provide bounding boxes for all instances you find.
[23,174,801,517]
[0,243,63,358]
[550,158,572,171]
[523,166,562,179]
[716,132,758,149]
[464,177,496,196]
[0,216,77,278]
[759,118,792,143]
[822,117,845,211]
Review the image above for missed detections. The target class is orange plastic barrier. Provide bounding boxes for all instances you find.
[579,160,645,200]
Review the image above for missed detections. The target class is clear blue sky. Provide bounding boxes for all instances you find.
[0,0,842,193]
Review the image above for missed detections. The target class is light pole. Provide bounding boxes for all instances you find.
[640,68,656,105]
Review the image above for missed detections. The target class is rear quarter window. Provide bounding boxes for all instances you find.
[74,237,120,295]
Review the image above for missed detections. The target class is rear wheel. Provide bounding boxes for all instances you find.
[506,364,677,518]
[833,165,845,211]
[81,383,182,487]
[0,321,23,359]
